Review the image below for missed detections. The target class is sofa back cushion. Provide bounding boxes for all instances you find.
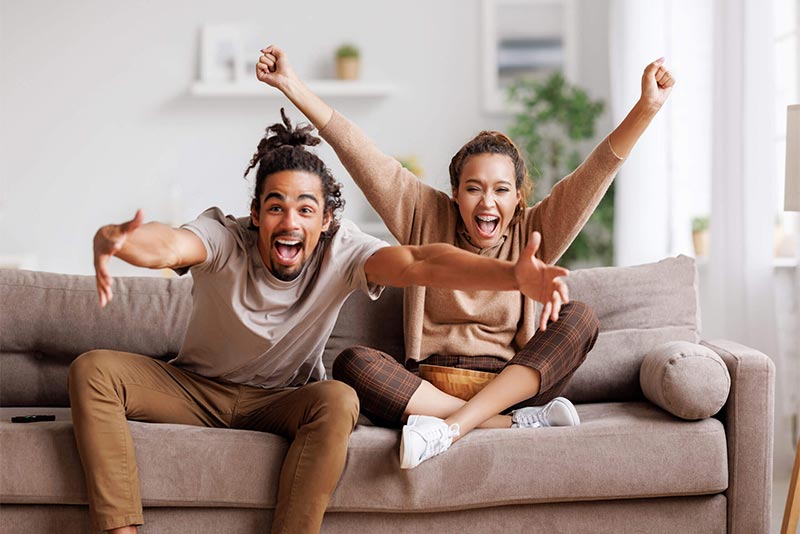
[0,255,698,407]
[0,270,194,407]
[0,269,405,407]
[561,255,700,402]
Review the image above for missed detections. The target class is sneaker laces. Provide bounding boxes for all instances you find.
[414,423,461,460]
[512,408,546,429]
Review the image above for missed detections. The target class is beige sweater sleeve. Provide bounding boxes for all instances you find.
[526,137,625,264]
[319,111,448,245]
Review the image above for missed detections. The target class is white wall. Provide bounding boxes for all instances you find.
[0,0,612,276]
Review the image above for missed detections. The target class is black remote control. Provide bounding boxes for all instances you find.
[11,415,56,423]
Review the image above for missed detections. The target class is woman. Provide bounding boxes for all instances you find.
[256,45,675,469]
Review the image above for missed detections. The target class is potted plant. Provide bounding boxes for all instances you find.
[336,43,360,80]
[507,73,607,268]
[692,216,710,257]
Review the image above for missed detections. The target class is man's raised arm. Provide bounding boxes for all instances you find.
[255,44,445,245]
[364,231,569,332]
[93,209,206,307]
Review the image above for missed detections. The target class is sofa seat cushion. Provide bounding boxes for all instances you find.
[0,402,727,511]
[330,402,728,511]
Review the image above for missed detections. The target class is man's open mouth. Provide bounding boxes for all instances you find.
[273,238,303,264]
[474,215,499,238]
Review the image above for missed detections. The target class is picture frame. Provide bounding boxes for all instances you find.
[481,0,577,113]
[200,24,245,83]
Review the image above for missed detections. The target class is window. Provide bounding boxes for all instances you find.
[775,0,800,259]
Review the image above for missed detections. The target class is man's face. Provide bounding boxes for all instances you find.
[251,170,331,281]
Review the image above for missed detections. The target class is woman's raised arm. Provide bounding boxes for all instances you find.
[607,57,675,157]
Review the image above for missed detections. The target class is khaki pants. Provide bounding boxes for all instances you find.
[67,350,359,533]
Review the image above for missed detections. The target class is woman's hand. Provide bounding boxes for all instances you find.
[640,57,676,111]
[514,232,570,331]
[256,45,298,93]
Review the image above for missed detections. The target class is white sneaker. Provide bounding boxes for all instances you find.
[400,415,460,469]
[510,397,581,428]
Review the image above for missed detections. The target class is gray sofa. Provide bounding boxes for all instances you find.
[0,256,774,533]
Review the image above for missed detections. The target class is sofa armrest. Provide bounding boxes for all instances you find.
[701,339,774,534]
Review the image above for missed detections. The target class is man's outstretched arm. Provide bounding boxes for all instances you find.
[93,209,206,307]
[364,231,569,331]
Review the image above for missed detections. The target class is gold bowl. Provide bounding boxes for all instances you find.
[418,364,497,401]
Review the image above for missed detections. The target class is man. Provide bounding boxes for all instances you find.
[68,110,568,533]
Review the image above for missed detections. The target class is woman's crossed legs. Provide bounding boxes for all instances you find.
[333,301,600,467]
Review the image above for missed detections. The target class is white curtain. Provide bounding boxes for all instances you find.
[707,0,788,471]
[609,0,712,267]
[609,0,670,267]
[610,0,788,470]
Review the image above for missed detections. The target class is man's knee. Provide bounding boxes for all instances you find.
[308,380,360,428]
[68,350,116,391]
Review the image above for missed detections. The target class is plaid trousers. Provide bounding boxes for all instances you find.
[332,300,599,427]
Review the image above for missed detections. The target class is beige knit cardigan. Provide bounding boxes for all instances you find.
[320,111,624,362]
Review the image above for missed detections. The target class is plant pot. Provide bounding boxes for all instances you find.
[692,230,709,257]
[336,57,360,80]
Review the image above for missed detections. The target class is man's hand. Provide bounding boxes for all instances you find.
[640,57,675,111]
[93,210,143,308]
[256,45,298,92]
[514,232,570,331]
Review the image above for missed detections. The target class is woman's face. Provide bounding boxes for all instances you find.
[453,153,521,249]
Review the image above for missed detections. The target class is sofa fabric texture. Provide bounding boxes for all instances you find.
[0,404,727,510]
[0,255,775,533]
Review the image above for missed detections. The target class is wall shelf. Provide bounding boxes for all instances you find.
[189,80,396,98]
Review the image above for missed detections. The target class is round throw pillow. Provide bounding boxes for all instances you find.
[639,341,731,420]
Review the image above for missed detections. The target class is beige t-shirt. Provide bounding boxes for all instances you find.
[169,207,388,388]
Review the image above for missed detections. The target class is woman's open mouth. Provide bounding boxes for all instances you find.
[474,214,500,239]
[273,238,303,265]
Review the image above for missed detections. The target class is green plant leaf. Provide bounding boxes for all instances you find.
[507,72,609,268]
[336,44,359,58]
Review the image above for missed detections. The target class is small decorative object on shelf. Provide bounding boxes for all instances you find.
[190,36,392,98]
[692,216,710,257]
[336,43,360,80]
[200,25,245,83]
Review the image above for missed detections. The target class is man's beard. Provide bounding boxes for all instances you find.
[270,260,303,281]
